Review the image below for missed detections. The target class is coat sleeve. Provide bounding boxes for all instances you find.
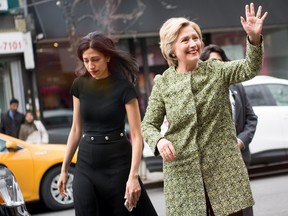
[18,124,26,140]
[213,37,264,86]
[34,120,49,144]
[141,75,166,155]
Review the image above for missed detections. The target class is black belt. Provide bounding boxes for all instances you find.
[83,132,126,143]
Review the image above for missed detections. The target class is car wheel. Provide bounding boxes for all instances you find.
[40,166,74,210]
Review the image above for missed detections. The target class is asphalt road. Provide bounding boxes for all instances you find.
[28,173,288,216]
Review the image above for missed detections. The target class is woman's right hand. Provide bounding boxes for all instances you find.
[157,138,176,162]
[57,171,68,197]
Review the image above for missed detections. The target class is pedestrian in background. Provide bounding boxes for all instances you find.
[200,44,258,216]
[19,111,49,144]
[57,31,157,215]
[0,98,25,138]
[142,3,267,216]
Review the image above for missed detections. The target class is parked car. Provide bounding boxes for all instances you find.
[143,75,288,172]
[0,166,31,216]
[0,133,77,210]
[43,109,73,144]
[43,109,131,144]
[242,75,288,166]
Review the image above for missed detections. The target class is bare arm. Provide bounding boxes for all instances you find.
[58,96,83,197]
[125,98,142,208]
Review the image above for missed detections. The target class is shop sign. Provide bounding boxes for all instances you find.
[0,32,24,54]
[0,32,35,69]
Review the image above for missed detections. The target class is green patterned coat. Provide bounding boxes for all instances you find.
[141,40,263,216]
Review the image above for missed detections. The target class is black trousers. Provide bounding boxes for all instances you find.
[73,135,158,216]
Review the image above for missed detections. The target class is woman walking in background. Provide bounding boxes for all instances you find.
[19,111,49,144]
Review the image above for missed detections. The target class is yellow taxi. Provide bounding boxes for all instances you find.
[0,133,77,211]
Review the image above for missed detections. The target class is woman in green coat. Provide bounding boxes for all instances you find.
[141,3,268,216]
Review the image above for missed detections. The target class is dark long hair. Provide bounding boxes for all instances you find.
[200,44,230,62]
[75,31,138,84]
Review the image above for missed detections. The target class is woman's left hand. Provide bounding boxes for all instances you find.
[125,176,141,209]
[240,2,268,45]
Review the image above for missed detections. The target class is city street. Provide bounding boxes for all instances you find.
[28,173,288,216]
[1,1,288,216]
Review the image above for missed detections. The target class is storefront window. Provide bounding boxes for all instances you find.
[36,43,76,111]
[210,27,288,79]
[132,37,167,115]
[35,27,288,116]
[0,61,11,114]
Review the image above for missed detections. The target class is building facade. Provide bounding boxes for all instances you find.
[0,0,36,117]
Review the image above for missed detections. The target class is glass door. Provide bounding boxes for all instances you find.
[0,60,12,115]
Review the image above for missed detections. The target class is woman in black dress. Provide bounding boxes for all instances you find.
[57,32,157,216]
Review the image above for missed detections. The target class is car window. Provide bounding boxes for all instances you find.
[244,85,271,106]
[266,84,288,106]
[43,116,72,129]
[43,109,73,129]
[0,138,7,152]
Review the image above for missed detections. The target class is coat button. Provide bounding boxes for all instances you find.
[120,133,124,137]
[91,137,94,141]
[105,136,109,140]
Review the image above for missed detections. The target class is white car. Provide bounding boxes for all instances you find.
[242,75,288,166]
[143,75,288,172]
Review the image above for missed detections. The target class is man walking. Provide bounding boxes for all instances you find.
[0,98,25,138]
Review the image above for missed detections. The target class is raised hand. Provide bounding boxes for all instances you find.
[240,2,268,45]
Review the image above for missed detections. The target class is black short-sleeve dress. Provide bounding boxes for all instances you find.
[71,75,157,216]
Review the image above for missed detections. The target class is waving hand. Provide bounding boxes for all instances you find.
[240,2,268,45]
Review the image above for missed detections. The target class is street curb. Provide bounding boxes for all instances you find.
[144,181,163,189]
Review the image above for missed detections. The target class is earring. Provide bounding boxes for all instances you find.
[171,53,176,58]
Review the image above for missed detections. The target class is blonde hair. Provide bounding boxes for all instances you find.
[159,17,203,67]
